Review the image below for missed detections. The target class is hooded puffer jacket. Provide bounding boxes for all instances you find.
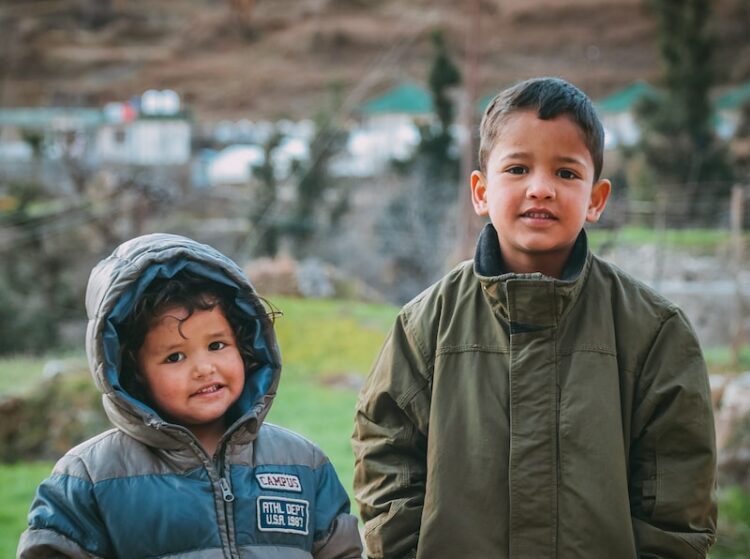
[18,233,362,559]
[353,224,716,559]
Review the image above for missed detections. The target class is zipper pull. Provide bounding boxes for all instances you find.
[219,477,235,502]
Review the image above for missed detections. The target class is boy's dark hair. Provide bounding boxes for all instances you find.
[117,270,258,405]
[478,77,605,181]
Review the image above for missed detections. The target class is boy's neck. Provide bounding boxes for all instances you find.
[502,249,571,279]
[494,227,587,280]
[189,420,227,457]
[475,225,588,280]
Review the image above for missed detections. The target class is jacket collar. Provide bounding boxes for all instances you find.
[473,223,592,327]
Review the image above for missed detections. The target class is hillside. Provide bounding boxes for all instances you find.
[0,0,748,120]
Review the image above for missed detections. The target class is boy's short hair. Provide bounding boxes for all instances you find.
[117,270,258,403]
[478,77,605,180]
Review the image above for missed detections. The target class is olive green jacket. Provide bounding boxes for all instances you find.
[352,225,717,559]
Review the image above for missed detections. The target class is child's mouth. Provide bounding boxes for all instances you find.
[521,210,556,220]
[193,383,223,396]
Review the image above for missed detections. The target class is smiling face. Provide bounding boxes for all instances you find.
[471,110,611,278]
[136,304,245,452]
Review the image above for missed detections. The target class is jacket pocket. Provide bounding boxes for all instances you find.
[629,452,657,518]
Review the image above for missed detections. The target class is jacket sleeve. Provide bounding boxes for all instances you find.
[351,312,431,559]
[311,454,364,559]
[17,456,112,559]
[629,309,717,559]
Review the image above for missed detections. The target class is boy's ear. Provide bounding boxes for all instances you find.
[586,178,611,223]
[471,171,489,217]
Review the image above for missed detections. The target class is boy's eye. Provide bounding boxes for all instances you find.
[558,169,578,180]
[208,341,226,351]
[506,166,526,175]
[165,352,184,363]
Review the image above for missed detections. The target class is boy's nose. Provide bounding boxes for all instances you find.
[526,177,555,199]
[195,360,216,377]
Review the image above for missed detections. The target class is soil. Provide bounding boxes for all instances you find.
[1,0,748,120]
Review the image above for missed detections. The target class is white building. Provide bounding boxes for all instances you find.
[96,90,191,166]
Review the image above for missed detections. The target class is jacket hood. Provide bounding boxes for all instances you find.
[85,233,281,449]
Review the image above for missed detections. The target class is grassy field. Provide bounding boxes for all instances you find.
[586,225,747,253]
[0,462,53,557]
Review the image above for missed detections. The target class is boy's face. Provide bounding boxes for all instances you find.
[136,305,245,441]
[471,110,610,277]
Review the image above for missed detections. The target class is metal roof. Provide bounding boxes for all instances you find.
[596,81,657,114]
[361,83,433,115]
[716,81,750,111]
[0,108,104,130]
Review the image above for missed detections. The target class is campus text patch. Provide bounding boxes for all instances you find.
[256,473,302,492]
[257,496,309,535]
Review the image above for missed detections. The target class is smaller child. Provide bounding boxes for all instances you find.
[19,233,362,559]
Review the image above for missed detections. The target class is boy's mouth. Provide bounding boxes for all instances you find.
[520,209,556,220]
[192,383,224,396]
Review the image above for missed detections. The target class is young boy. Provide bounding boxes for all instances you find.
[352,77,717,559]
[18,233,362,559]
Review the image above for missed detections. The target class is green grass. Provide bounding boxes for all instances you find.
[0,353,87,396]
[710,486,750,558]
[272,296,398,380]
[0,462,53,558]
[703,346,750,376]
[587,225,746,253]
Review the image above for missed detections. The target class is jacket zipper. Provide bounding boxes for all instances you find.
[151,418,238,558]
[219,476,235,502]
[146,416,249,558]
[215,445,239,559]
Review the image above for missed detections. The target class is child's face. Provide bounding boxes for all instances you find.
[136,304,245,439]
[471,110,610,277]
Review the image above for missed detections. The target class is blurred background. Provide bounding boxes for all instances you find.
[1,0,750,556]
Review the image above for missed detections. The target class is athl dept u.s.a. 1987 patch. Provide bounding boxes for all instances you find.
[257,496,309,535]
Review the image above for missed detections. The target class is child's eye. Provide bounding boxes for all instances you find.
[208,341,226,351]
[165,352,184,363]
[506,166,526,175]
[558,169,579,180]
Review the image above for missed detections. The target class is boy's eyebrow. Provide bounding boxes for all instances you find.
[497,152,588,167]
[498,151,530,160]
[149,328,233,354]
[152,341,184,353]
[206,328,234,339]
[555,155,587,167]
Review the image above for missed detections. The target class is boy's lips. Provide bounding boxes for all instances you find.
[191,383,224,397]
[520,208,557,220]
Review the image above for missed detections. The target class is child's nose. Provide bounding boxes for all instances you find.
[526,177,555,199]
[195,359,216,377]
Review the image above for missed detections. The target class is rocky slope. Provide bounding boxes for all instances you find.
[0,0,748,120]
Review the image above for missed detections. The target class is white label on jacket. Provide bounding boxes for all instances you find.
[257,496,309,535]
[256,473,302,492]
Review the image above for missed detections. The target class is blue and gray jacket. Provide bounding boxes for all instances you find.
[18,234,362,559]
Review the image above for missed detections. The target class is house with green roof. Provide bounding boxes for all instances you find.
[345,82,432,175]
[0,107,105,162]
[715,81,750,139]
[0,90,192,168]
[360,82,434,118]
[596,81,657,115]
[595,80,657,148]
